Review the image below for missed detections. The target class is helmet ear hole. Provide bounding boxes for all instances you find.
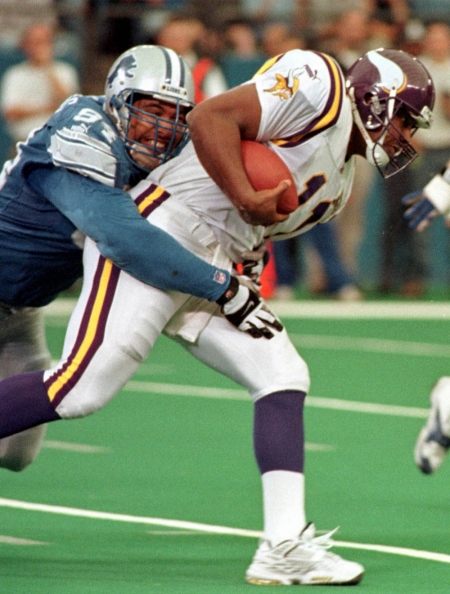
[363,92,373,105]
[110,96,122,109]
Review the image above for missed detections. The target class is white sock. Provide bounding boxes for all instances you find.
[262,470,306,546]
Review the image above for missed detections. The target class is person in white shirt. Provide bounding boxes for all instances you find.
[1,21,79,145]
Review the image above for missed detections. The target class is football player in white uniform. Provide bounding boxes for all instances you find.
[0,49,434,585]
[402,161,450,474]
[0,45,274,472]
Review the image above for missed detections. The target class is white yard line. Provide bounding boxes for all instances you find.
[290,334,450,357]
[44,298,450,320]
[42,441,111,453]
[271,300,450,319]
[0,498,448,564]
[0,534,48,546]
[123,380,429,419]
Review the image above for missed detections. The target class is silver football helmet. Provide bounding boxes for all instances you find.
[346,49,435,178]
[104,45,195,172]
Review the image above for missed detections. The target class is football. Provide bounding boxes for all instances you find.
[241,140,298,215]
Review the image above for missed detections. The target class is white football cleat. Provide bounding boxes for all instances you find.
[245,523,364,586]
[415,377,450,474]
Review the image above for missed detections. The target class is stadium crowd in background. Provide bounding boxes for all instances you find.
[1,0,450,298]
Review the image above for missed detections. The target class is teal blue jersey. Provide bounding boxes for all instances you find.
[0,94,229,306]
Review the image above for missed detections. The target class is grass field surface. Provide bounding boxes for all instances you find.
[1,299,449,593]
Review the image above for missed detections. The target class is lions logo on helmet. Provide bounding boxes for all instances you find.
[346,48,435,178]
[104,45,195,173]
[106,54,138,91]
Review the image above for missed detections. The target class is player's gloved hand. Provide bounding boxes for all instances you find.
[402,191,439,231]
[241,244,268,289]
[402,172,450,232]
[216,276,283,339]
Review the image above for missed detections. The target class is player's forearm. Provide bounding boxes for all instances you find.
[97,223,231,301]
[187,88,283,225]
[187,98,256,212]
[27,165,232,302]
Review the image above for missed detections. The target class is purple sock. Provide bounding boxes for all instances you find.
[0,370,60,438]
[253,390,306,474]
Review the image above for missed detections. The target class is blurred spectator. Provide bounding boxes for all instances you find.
[377,22,450,297]
[408,0,450,27]
[413,22,450,186]
[137,0,189,47]
[260,22,305,57]
[241,0,303,32]
[297,0,369,49]
[93,0,140,54]
[378,166,430,298]
[185,0,241,30]
[220,19,265,88]
[368,0,410,46]
[0,22,80,147]
[272,222,363,301]
[327,9,372,70]
[0,0,56,49]
[326,9,377,279]
[52,0,86,69]
[156,14,228,101]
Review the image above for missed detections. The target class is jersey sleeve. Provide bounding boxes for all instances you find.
[47,96,121,187]
[27,166,230,301]
[251,49,346,145]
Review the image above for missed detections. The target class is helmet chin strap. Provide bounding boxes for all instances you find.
[348,87,391,169]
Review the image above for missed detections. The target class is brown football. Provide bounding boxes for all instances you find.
[241,140,298,215]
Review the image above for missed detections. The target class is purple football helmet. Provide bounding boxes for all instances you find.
[346,49,435,178]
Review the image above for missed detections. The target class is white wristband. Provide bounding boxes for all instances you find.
[424,174,450,213]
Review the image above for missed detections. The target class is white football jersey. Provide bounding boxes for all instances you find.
[142,49,356,263]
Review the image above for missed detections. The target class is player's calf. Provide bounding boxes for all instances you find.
[0,371,60,438]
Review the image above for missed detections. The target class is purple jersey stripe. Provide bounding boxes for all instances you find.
[45,256,120,406]
[275,53,344,149]
[134,183,171,218]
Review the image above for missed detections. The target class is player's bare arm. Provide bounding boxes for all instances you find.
[187,84,291,226]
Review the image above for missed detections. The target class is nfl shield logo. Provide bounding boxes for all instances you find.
[214,271,228,285]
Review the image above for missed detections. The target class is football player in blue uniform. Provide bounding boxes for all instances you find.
[0,44,280,472]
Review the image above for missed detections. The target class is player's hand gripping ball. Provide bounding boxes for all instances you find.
[241,140,298,215]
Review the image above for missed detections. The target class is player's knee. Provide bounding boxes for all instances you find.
[254,355,310,400]
[55,390,112,419]
[0,449,38,472]
[0,427,47,472]
[0,456,32,472]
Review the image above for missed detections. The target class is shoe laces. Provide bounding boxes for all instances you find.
[300,522,338,548]
[277,523,340,560]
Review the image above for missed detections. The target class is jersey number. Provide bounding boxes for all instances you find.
[297,174,330,229]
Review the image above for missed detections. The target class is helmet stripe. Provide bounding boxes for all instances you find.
[178,55,186,88]
[160,46,174,85]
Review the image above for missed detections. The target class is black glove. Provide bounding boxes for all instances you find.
[217,276,283,339]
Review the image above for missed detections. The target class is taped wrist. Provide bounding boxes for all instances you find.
[216,275,239,306]
[424,173,450,213]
